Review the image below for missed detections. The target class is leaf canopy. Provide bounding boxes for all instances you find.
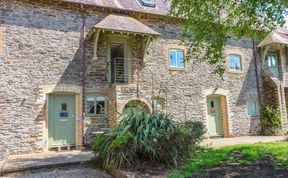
[170,0,288,76]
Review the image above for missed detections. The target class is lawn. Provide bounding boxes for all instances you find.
[169,142,288,178]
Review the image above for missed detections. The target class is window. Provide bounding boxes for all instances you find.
[152,97,165,111]
[247,99,259,116]
[267,53,277,67]
[169,49,185,69]
[86,95,106,116]
[266,53,279,77]
[210,101,214,108]
[138,0,156,7]
[61,103,67,111]
[229,54,242,71]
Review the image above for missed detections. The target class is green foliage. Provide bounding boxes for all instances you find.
[169,142,288,178]
[170,0,288,76]
[109,132,133,150]
[93,111,205,171]
[262,105,281,135]
[92,134,109,152]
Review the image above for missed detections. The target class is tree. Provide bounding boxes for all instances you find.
[170,0,288,76]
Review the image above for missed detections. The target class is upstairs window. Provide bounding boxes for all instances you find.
[169,49,185,69]
[138,0,156,7]
[267,53,277,67]
[229,54,242,71]
[86,95,107,116]
[266,53,279,77]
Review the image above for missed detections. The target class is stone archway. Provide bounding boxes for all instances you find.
[122,100,151,115]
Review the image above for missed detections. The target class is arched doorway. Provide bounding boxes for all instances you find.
[122,100,150,115]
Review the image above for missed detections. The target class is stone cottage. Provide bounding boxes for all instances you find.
[0,0,286,155]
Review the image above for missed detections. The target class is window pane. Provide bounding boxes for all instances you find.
[61,103,67,111]
[96,101,105,114]
[169,50,177,67]
[247,100,259,116]
[229,55,241,71]
[268,54,277,67]
[235,57,241,70]
[211,101,214,108]
[96,96,105,102]
[87,96,95,114]
[268,58,272,67]
[177,50,184,68]
[229,55,235,70]
[271,56,276,66]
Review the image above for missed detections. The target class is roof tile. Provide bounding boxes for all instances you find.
[94,13,160,36]
[62,0,171,16]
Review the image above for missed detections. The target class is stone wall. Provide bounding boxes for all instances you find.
[262,75,280,108]
[0,0,87,155]
[0,0,263,156]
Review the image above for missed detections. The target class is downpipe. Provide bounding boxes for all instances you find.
[81,4,87,147]
[253,38,263,132]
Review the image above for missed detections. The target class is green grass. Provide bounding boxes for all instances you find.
[169,142,288,178]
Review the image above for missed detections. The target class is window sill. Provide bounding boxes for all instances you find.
[169,67,186,71]
[227,70,244,74]
[86,114,108,118]
[247,115,260,118]
[112,83,137,88]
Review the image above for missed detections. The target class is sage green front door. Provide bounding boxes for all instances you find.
[207,97,222,136]
[48,94,76,147]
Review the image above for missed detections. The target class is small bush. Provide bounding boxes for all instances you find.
[262,105,281,135]
[92,111,205,171]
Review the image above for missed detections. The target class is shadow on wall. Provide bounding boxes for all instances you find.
[229,38,262,135]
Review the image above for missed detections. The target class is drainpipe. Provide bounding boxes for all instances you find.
[253,38,263,132]
[81,4,87,146]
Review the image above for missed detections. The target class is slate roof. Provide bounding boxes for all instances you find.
[258,28,288,47]
[94,14,160,35]
[62,0,171,16]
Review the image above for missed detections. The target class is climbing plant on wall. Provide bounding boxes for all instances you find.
[262,105,281,135]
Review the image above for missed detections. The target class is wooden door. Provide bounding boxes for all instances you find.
[207,97,222,136]
[48,94,76,147]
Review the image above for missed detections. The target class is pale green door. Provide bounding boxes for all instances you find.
[207,97,222,136]
[48,94,76,147]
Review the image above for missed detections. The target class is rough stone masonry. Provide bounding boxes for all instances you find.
[0,0,263,158]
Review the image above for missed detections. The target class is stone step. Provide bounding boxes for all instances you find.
[0,150,97,175]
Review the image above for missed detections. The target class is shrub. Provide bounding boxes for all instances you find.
[92,111,205,171]
[262,105,281,135]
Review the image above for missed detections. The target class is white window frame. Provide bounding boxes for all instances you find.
[169,48,185,69]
